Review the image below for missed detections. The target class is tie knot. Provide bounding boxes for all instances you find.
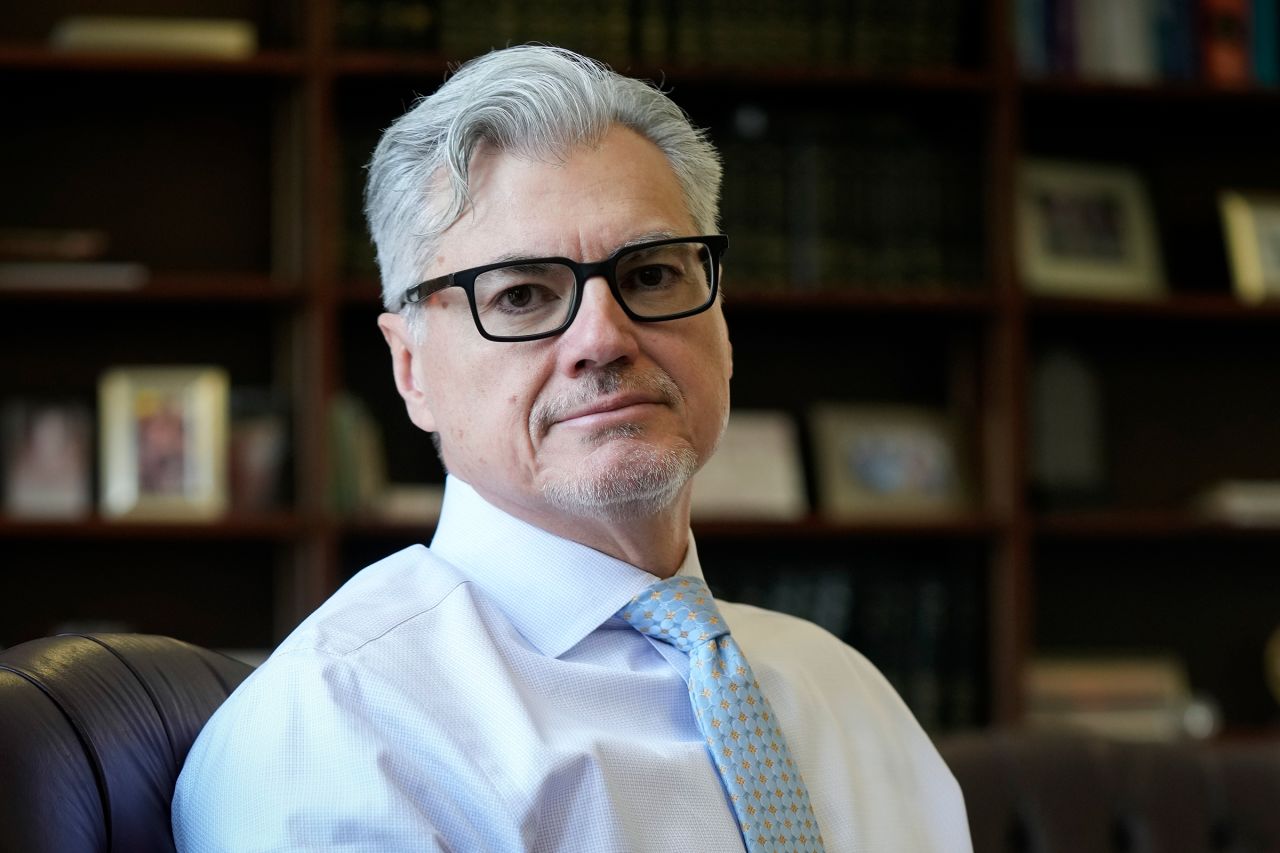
[618,576,728,653]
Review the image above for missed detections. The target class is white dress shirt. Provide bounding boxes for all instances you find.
[173,476,971,852]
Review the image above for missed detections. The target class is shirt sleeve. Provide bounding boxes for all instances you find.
[172,648,471,853]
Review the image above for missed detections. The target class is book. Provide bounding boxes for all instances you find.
[0,262,148,291]
[1200,0,1252,85]
[1026,655,1194,741]
[1252,0,1280,84]
[1076,0,1160,82]
[0,228,108,262]
[1194,479,1280,524]
[1156,0,1200,80]
[1016,0,1051,76]
[49,16,258,59]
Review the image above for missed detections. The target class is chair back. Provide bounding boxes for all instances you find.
[0,633,253,853]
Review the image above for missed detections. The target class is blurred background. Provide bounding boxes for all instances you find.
[2,0,1279,745]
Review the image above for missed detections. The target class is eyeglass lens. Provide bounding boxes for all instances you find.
[471,241,713,338]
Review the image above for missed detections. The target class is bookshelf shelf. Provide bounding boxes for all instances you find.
[693,514,1003,540]
[0,44,306,76]
[1027,294,1280,322]
[1035,510,1280,540]
[1020,76,1280,104]
[0,273,303,305]
[0,513,308,541]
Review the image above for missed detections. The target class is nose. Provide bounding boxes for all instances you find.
[556,275,639,376]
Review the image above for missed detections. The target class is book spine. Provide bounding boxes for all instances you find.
[1156,0,1199,80]
[1252,0,1279,84]
[1200,0,1252,85]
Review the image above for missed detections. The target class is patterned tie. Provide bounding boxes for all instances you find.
[619,576,826,852]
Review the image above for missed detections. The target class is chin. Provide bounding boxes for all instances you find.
[539,438,698,522]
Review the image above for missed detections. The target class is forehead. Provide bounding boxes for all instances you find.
[431,125,695,272]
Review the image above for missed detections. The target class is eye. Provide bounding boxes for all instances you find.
[500,285,535,308]
[633,265,671,288]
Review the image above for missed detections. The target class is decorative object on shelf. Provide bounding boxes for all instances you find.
[329,391,387,515]
[1017,159,1166,300]
[99,366,230,521]
[1025,654,1215,742]
[1,400,92,520]
[1031,347,1107,509]
[49,16,258,60]
[691,409,807,521]
[1193,479,1280,525]
[229,389,290,512]
[808,403,971,519]
[1219,190,1280,303]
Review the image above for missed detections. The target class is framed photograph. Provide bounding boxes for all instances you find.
[1,400,92,519]
[809,403,972,519]
[691,409,808,521]
[1017,159,1166,299]
[1219,190,1280,303]
[99,366,230,520]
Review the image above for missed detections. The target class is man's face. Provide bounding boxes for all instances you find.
[382,124,732,527]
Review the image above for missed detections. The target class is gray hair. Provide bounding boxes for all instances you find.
[364,45,723,319]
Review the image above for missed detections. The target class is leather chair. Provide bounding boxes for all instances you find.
[938,729,1280,853]
[0,633,254,853]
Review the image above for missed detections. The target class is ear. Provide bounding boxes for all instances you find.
[378,312,437,433]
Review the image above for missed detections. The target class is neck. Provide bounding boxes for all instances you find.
[475,484,692,578]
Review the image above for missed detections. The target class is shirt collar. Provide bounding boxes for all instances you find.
[429,475,705,659]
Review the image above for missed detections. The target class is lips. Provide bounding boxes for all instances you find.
[556,393,666,424]
[529,366,685,439]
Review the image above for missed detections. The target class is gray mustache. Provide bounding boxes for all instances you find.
[531,365,683,437]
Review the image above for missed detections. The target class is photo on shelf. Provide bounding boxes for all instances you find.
[690,409,808,521]
[1219,190,1280,304]
[99,366,230,521]
[1016,158,1166,299]
[808,403,972,520]
[0,400,92,519]
[229,389,291,512]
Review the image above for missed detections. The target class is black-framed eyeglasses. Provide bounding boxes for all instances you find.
[400,235,728,342]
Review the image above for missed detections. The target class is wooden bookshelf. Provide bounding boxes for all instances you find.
[4,0,1279,736]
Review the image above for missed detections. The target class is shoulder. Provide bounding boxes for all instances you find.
[277,544,473,657]
[173,545,494,848]
[719,598,923,739]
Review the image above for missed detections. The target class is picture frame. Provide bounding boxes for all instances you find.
[1219,190,1280,303]
[1016,159,1166,299]
[1,400,93,519]
[808,403,972,519]
[99,366,230,520]
[691,409,808,521]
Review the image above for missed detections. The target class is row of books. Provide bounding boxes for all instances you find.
[1017,0,1280,86]
[415,0,969,68]
[712,561,984,732]
[719,112,985,291]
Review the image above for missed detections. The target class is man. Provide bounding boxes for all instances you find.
[174,45,971,851]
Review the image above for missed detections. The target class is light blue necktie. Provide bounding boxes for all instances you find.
[620,576,826,852]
